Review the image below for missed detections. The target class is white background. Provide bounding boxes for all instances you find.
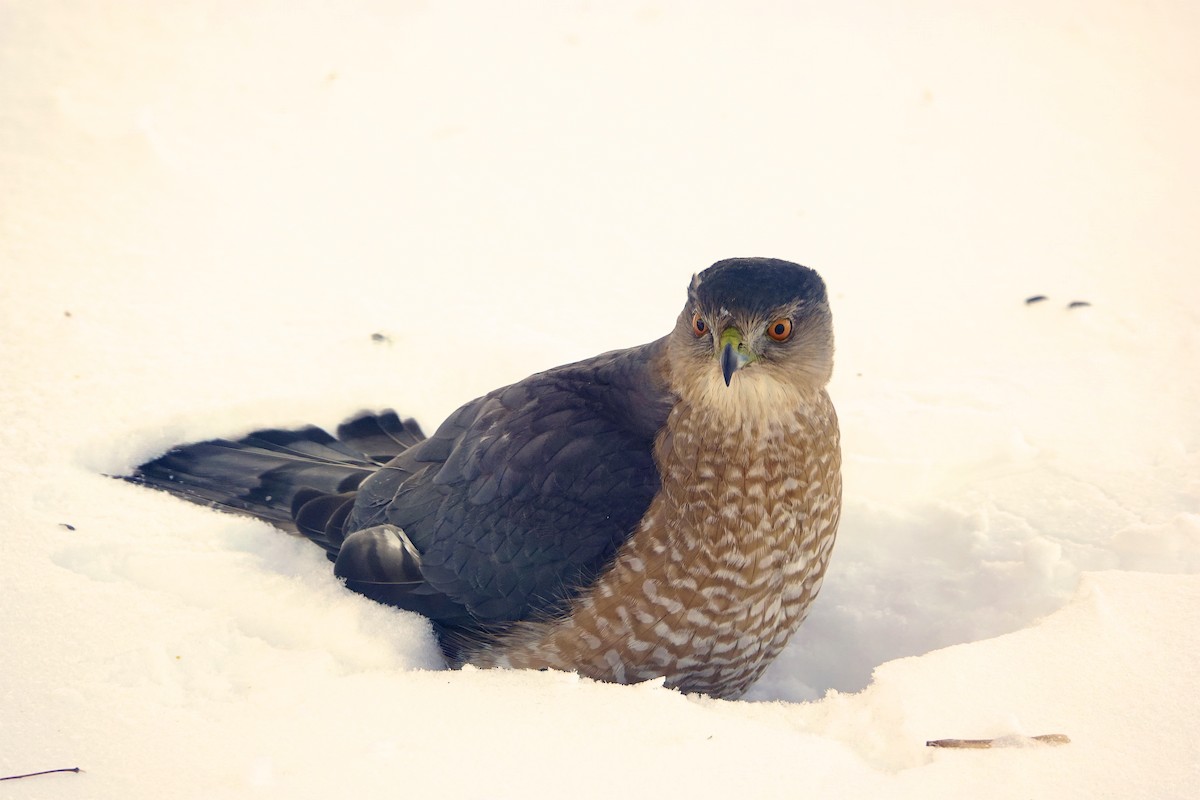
[2,2,1197,797]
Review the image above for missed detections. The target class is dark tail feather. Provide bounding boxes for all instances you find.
[291,488,357,555]
[335,410,426,462]
[126,410,425,531]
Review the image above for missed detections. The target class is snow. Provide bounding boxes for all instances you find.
[2,1,1198,797]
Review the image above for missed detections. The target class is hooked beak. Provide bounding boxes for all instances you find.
[719,327,754,386]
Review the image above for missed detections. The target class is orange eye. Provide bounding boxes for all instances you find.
[767,318,792,341]
[691,312,708,337]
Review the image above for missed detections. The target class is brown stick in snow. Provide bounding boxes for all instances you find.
[926,734,1071,748]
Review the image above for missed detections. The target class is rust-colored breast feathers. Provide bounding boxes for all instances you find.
[469,389,842,700]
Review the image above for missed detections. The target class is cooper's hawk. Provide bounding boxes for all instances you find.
[128,257,842,699]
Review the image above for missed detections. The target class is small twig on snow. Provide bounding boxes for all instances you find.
[927,734,1070,749]
[0,767,83,781]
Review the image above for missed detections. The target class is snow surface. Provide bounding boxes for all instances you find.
[3,1,1199,797]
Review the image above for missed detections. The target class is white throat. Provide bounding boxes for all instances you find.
[684,367,815,432]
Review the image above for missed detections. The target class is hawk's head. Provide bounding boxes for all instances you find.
[666,258,834,420]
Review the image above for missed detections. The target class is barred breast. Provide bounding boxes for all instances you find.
[468,387,842,700]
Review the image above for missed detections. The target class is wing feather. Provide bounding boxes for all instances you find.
[342,338,673,627]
